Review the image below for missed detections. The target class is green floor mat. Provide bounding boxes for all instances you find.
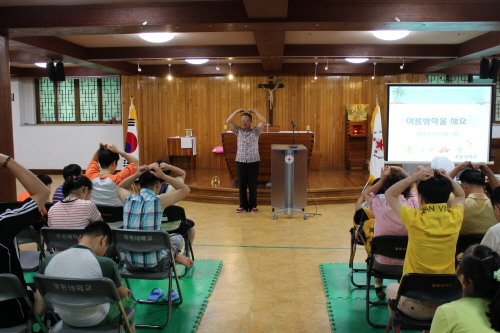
[320,263,397,301]
[129,259,222,333]
[321,263,419,332]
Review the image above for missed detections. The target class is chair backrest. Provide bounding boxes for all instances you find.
[370,235,408,259]
[17,226,44,252]
[0,201,25,214]
[96,205,124,223]
[41,227,84,252]
[397,273,462,303]
[112,229,172,253]
[44,202,54,212]
[456,234,484,255]
[0,273,28,302]
[33,274,121,307]
[162,205,186,221]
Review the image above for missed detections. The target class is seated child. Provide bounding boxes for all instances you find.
[53,164,82,203]
[449,161,497,235]
[364,165,418,299]
[385,167,465,320]
[87,142,138,206]
[430,244,500,333]
[48,176,103,228]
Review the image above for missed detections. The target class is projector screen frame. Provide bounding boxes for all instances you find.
[385,83,496,164]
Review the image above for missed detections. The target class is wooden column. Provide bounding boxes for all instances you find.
[0,34,16,200]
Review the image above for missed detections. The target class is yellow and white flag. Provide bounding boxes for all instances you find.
[124,97,139,167]
[368,103,384,182]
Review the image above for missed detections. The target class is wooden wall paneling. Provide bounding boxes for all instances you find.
[121,73,426,171]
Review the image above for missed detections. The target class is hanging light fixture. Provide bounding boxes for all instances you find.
[185,59,209,65]
[216,60,220,70]
[400,58,405,70]
[325,59,329,70]
[372,30,409,41]
[345,58,369,64]
[314,62,318,80]
[228,63,233,80]
[139,32,175,43]
[372,62,377,80]
[167,64,172,80]
[137,61,142,72]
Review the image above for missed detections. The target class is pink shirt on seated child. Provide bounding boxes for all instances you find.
[369,192,418,265]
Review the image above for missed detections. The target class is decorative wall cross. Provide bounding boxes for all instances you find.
[258,75,285,125]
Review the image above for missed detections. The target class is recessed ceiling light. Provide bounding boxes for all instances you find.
[185,59,209,65]
[35,62,48,68]
[345,58,369,64]
[139,32,175,43]
[372,30,410,41]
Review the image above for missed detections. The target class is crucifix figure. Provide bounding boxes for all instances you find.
[258,75,285,126]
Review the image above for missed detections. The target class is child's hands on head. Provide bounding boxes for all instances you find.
[380,165,391,179]
[415,167,434,181]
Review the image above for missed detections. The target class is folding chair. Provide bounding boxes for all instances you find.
[162,205,194,260]
[17,226,49,272]
[387,273,462,332]
[33,274,134,333]
[366,235,408,328]
[0,201,24,214]
[95,205,124,229]
[455,234,484,260]
[349,207,374,288]
[40,227,83,254]
[0,273,46,333]
[112,229,183,329]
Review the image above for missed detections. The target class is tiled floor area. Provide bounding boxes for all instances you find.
[18,176,365,333]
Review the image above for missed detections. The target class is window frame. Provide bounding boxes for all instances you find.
[35,77,122,124]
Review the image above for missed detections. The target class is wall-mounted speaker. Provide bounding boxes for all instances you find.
[488,58,500,79]
[55,61,65,81]
[46,61,57,81]
[479,57,489,79]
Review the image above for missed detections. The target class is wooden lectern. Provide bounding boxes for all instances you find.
[166,137,196,169]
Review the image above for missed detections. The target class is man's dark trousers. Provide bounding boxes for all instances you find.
[237,161,259,210]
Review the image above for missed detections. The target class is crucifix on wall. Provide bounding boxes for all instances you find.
[258,75,286,126]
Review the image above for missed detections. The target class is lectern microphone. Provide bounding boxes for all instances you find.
[290,121,296,126]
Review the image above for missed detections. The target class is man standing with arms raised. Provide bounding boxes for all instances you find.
[226,109,266,213]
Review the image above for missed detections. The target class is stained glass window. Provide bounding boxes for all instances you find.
[36,77,122,124]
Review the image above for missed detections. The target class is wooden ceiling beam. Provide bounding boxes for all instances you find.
[243,0,288,19]
[2,2,500,37]
[83,44,458,61]
[87,45,259,61]
[253,31,286,71]
[9,50,50,64]
[407,31,500,72]
[10,36,137,75]
[10,67,113,78]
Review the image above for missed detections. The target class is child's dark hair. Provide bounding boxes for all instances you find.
[156,159,172,176]
[371,178,384,195]
[82,221,112,245]
[62,175,93,197]
[458,245,500,331]
[382,170,412,198]
[241,113,252,121]
[98,148,120,169]
[485,182,493,198]
[417,170,453,204]
[139,171,164,189]
[62,164,82,179]
[459,168,486,187]
[37,174,52,186]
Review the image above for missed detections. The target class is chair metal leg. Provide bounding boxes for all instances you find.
[126,256,184,329]
[178,234,194,278]
[366,267,388,328]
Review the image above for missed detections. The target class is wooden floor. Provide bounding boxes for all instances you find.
[183,168,369,205]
